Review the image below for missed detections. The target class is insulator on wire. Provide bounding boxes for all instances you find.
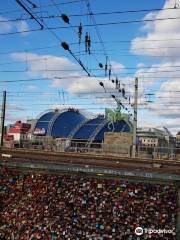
[61,42,69,51]
[115,77,118,89]
[122,88,125,97]
[85,32,88,53]
[109,65,111,80]
[117,100,123,106]
[119,89,121,93]
[85,32,91,54]
[112,79,114,83]
[61,14,69,24]
[105,57,108,76]
[99,63,103,68]
[129,97,131,104]
[87,35,91,54]
[105,64,107,76]
[111,95,116,99]
[99,82,106,92]
[99,82,104,87]
[78,22,82,44]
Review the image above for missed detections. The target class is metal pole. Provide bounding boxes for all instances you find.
[0,91,6,147]
[132,77,138,157]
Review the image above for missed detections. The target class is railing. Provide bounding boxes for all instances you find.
[3,139,180,160]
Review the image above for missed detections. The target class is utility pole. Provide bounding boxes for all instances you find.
[0,91,6,147]
[132,77,138,158]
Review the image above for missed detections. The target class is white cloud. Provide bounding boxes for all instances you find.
[131,0,180,59]
[16,20,29,34]
[140,12,158,32]
[27,85,37,90]
[0,15,29,35]
[110,61,125,74]
[136,61,180,86]
[137,63,146,68]
[130,1,180,127]
[11,52,79,87]
[11,52,125,98]
[0,16,13,33]
[68,77,103,94]
[149,76,180,119]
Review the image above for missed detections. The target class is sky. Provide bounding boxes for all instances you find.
[0,0,180,135]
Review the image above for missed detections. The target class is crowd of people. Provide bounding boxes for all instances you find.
[0,167,178,240]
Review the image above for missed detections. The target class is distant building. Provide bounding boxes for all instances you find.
[137,127,174,148]
[26,119,36,140]
[5,120,31,141]
[32,109,133,143]
[176,132,180,148]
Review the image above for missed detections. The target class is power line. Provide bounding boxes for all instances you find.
[4,55,180,71]
[1,6,179,23]
[47,0,128,110]
[0,0,84,15]
[3,67,180,75]
[15,0,91,77]
[2,15,180,36]
[2,37,180,55]
[16,0,43,29]
[5,90,180,94]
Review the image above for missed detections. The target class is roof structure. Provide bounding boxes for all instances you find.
[33,109,132,142]
[33,109,86,137]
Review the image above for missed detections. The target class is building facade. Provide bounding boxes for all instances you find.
[137,127,174,148]
[5,120,31,142]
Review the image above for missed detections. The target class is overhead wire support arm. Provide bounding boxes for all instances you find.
[16,0,43,29]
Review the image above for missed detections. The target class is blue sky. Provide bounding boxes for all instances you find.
[0,0,180,134]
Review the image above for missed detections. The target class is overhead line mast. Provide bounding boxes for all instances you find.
[132,77,138,158]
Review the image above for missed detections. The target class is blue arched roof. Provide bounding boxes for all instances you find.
[73,116,105,140]
[34,111,56,135]
[72,116,132,141]
[34,109,86,137]
[94,120,131,141]
[50,111,86,137]
[34,109,132,141]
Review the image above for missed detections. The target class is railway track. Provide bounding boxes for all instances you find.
[1,147,180,164]
[1,148,180,175]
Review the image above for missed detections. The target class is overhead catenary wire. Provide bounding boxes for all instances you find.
[0,0,85,15]
[4,53,180,71]
[2,15,180,36]
[1,1,180,118]
[16,0,43,29]
[48,0,127,110]
[15,0,91,77]
[84,0,131,112]
[1,6,180,23]
[2,37,180,55]
[3,67,180,75]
